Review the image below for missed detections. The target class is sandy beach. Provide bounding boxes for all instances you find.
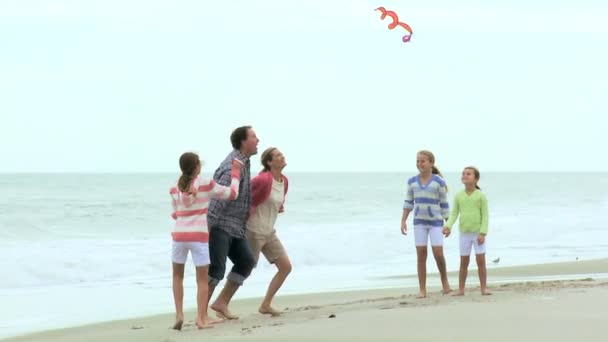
[4,258,607,342]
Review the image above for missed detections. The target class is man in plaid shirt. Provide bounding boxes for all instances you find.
[208,125,259,320]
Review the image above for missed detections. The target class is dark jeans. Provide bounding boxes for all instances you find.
[208,226,255,287]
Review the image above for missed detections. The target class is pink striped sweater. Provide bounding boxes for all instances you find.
[170,167,241,243]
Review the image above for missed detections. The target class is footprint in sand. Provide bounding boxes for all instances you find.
[240,328,253,335]
[293,305,321,312]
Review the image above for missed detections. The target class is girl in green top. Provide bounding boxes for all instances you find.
[444,166,491,296]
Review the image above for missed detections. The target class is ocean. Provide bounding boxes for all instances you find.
[1,172,607,338]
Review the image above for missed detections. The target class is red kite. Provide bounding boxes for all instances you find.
[375,6,413,43]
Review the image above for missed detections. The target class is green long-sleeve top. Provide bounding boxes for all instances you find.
[445,189,489,235]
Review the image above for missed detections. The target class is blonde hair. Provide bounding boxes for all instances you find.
[261,147,278,172]
[417,150,443,177]
[417,150,447,191]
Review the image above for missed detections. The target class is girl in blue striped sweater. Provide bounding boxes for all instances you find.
[401,150,452,298]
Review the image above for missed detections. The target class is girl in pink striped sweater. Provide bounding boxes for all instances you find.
[169,152,242,330]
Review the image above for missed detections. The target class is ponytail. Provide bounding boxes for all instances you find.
[432,166,448,192]
[178,174,195,193]
[178,152,200,193]
[431,166,443,178]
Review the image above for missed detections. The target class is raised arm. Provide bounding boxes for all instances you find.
[208,158,243,200]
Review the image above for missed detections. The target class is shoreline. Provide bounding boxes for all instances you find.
[3,258,608,342]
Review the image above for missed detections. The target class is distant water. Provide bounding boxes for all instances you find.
[1,172,607,338]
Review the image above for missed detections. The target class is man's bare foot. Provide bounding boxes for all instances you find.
[442,288,453,295]
[481,289,492,296]
[211,302,239,320]
[452,290,465,296]
[259,305,282,317]
[416,291,427,299]
[172,320,183,331]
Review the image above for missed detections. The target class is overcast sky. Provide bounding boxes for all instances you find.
[1,0,606,173]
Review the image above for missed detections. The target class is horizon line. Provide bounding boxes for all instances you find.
[1,170,607,175]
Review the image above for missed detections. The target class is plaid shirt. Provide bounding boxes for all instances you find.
[207,150,251,238]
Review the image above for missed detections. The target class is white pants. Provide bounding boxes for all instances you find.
[414,225,444,247]
[172,241,210,267]
[459,233,486,256]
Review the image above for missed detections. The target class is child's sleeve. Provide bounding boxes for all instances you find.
[439,183,450,219]
[403,182,414,211]
[445,194,460,229]
[208,160,241,200]
[480,193,489,235]
[169,187,178,220]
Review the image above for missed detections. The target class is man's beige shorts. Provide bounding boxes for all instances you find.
[246,230,286,265]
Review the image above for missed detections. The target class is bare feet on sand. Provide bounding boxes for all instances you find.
[481,289,492,296]
[452,290,465,296]
[172,316,184,331]
[416,291,427,299]
[195,317,223,329]
[259,305,282,317]
[442,288,453,295]
[211,303,239,320]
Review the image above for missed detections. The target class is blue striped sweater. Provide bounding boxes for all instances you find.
[403,174,450,227]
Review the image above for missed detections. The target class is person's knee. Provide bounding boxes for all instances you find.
[228,256,255,283]
[208,264,225,287]
[196,269,209,285]
[197,277,209,287]
[432,249,445,259]
[460,256,470,266]
[173,266,185,279]
[241,255,256,276]
[278,259,292,275]
[283,261,292,275]
[416,248,428,258]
